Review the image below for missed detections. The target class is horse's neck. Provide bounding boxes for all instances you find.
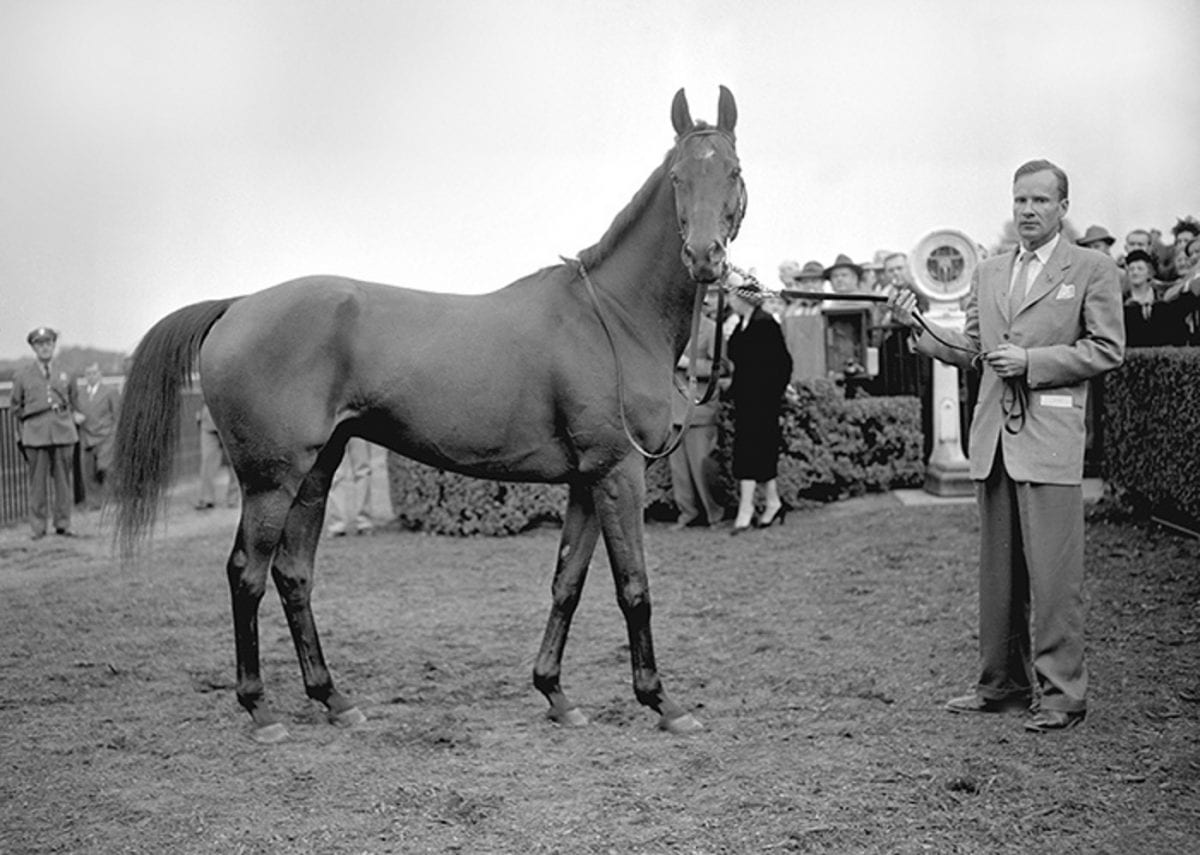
[587,186,695,357]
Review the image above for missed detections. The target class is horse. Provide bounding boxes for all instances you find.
[110,86,746,743]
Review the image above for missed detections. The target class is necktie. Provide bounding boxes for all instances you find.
[42,362,51,380]
[1009,250,1035,319]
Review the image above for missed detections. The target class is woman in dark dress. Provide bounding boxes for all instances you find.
[725,270,793,534]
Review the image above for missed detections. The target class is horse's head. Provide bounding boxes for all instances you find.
[669,86,745,284]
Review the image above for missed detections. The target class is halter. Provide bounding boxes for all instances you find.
[566,256,726,460]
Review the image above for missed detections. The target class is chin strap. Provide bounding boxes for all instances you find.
[564,256,723,460]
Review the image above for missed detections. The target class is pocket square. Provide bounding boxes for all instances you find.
[1055,284,1076,300]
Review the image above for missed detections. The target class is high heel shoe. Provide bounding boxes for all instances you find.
[730,522,753,536]
[755,506,787,528]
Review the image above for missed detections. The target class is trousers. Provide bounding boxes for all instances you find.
[975,447,1087,713]
[27,444,74,534]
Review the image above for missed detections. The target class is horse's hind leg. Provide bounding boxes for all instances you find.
[533,481,601,726]
[270,467,364,729]
[226,491,294,743]
[594,454,702,734]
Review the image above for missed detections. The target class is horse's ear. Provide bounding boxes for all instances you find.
[671,88,694,136]
[717,85,737,135]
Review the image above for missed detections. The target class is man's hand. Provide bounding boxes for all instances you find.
[983,343,1028,378]
[886,287,924,332]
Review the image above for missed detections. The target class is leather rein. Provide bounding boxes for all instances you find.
[566,256,726,460]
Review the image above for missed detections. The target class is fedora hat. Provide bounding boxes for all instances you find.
[824,253,862,278]
[1077,225,1115,247]
[781,260,827,296]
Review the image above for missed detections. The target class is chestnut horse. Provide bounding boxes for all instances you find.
[111,87,745,742]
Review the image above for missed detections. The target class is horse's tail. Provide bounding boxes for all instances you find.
[110,297,239,559]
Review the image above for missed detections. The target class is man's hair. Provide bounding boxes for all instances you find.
[1126,228,1151,240]
[883,251,907,265]
[1013,159,1069,201]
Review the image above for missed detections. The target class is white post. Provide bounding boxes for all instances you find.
[923,301,973,496]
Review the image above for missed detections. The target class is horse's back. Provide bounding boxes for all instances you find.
[198,273,604,480]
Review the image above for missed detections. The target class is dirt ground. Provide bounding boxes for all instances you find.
[1,490,1198,854]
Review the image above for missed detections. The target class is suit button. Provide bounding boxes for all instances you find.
[1002,333,1010,341]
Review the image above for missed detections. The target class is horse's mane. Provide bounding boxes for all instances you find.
[576,121,718,269]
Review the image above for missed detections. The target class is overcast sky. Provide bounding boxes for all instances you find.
[3,0,1198,359]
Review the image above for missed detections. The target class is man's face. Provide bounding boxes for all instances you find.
[1012,169,1067,250]
[829,268,859,293]
[32,339,55,361]
[85,366,102,385]
[1125,231,1151,253]
[883,255,909,285]
[1085,240,1112,256]
[1188,239,1200,268]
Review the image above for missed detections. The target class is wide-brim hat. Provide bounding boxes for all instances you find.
[824,253,862,278]
[726,268,765,304]
[27,326,58,344]
[1077,225,1115,247]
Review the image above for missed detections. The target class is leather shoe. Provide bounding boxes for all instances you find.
[945,693,1029,715]
[1024,709,1085,733]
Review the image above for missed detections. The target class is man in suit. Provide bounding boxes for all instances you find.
[11,327,81,539]
[76,362,121,509]
[668,285,727,529]
[890,160,1125,733]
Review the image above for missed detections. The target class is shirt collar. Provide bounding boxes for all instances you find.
[1022,232,1060,264]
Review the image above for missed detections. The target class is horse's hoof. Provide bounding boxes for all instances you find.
[329,706,367,728]
[548,706,589,727]
[252,722,290,744]
[658,712,704,734]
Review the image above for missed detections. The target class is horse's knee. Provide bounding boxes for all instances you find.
[271,568,313,611]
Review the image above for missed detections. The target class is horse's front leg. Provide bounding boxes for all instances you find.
[533,481,601,726]
[594,454,703,733]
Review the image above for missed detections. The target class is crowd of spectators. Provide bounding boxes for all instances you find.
[762,215,1200,391]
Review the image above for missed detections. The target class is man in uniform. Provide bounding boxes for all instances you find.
[11,327,80,538]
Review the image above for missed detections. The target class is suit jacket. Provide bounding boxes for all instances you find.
[671,315,726,426]
[917,238,1124,484]
[11,359,80,447]
[77,382,121,450]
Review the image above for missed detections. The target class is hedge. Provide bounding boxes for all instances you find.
[1104,348,1200,527]
[388,379,924,535]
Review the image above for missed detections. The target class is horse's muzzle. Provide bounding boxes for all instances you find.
[681,239,727,284]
